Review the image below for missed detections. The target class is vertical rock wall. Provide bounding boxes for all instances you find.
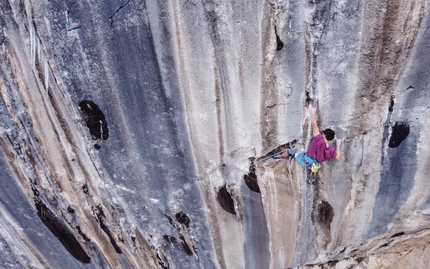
[0,0,429,268]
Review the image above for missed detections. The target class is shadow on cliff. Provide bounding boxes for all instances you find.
[34,198,91,263]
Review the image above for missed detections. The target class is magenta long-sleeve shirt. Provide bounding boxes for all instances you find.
[306,134,337,163]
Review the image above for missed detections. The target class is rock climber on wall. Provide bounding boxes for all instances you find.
[273,104,341,184]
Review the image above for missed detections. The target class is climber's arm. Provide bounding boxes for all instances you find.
[309,105,320,137]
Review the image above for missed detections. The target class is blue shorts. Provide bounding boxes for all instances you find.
[296,153,318,170]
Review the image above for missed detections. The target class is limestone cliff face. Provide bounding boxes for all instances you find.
[0,0,429,268]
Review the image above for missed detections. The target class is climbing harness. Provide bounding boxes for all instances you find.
[311,162,320,173]
[200,148,288,187]
[298,154,320,185]
[298,153,320,172]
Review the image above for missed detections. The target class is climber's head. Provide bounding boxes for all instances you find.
[322,129,335,141]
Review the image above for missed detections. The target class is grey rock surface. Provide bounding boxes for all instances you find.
[0,0,429,268]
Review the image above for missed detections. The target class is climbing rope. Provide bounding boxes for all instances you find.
[199,147,292,187]
[249,148,288,167]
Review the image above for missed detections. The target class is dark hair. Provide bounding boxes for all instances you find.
[323,129,335,141]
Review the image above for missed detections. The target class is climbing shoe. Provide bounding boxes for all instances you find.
[307,179,316,185]
[287,149,297,158]
[308,172,317,185]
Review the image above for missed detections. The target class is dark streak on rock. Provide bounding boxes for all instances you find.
[156,251,169,269]
[305,91,313,106]
[108,0,131,25]
[34,199,91,263]
[388,99,394,112]
[31,185,39,196]
[275,25,284,51]
[0,30,5,45]
[163,234,193,256]
[391,231,405,238]
[379,240,393,248]
[217,185,236,215]
[179,234,193,256]
[94,205,122,254]
[76,225,91,242]
[164,214,175,227]
[221,163,229,177]
[327,260,339,267]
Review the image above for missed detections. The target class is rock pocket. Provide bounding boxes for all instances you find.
[79,100,109,141]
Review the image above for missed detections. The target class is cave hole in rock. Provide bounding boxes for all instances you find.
[94,144,101,150]
[175,211,190,228]
[243,165,260,193]
[391,232,405,238]
[82,183,89,194]
[67,206,75,213]
[35,199,91,263]
[327,260,339,267]
[217,184,236,215]
[163,235,177,244]
[79,100,109,140]
[317,200,334,229]
[388,122,410,148]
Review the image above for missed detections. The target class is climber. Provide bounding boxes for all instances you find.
[274,104,341,184]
